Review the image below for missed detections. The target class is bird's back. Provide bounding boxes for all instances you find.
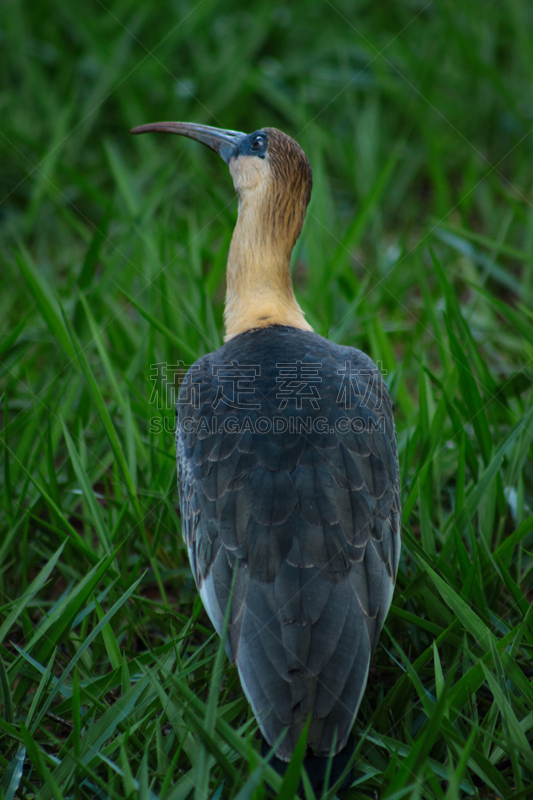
[176,325,401,760]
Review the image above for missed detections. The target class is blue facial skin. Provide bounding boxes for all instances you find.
[237,131,268,159]
[219,130,268,164]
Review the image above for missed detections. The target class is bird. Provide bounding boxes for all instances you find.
[131,120,401,790]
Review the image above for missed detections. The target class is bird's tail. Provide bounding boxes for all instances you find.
[261,733,354,793]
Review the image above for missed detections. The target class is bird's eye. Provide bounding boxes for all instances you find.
[251,135,263,150]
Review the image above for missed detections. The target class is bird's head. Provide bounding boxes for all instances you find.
[131,122,312,247]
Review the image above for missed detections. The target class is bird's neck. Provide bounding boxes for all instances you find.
[223,192,312,341]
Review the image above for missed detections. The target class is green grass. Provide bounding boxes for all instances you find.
[1,0,533,797]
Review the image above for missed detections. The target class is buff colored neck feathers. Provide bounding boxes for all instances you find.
[223,128,313,341]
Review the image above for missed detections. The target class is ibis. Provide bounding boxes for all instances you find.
[132,120,401,789]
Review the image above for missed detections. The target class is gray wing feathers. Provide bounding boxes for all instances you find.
[176,339,401,758]
[232,576,372,759]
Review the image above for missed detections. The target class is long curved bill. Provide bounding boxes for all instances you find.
[130,121,246,164]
